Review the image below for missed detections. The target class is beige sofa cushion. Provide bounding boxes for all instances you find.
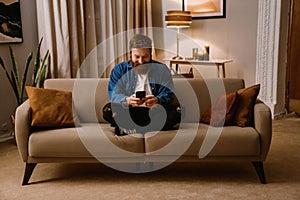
[144,123,260,156]
[174,78,244,123]
[44,78,110,123]
[29,123,145,158]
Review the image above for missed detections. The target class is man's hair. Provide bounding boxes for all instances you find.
[129,34,152,49]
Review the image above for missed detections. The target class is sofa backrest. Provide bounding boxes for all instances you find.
[173,78,244,122]
[44,78,244,123]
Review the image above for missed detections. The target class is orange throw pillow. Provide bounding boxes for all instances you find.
[234,84,260,127]
[201,92,238,127]
[26,86,80,127]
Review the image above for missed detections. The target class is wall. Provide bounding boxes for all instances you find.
[153,0,288,117]
[0,0,38,140]
[154,0,259,86]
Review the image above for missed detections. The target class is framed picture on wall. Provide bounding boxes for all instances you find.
[186,0,226,19]
[0,0,23,43]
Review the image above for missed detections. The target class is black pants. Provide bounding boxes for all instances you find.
[103,102,182,134]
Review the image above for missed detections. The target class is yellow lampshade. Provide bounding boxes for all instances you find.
[165,10,192,28]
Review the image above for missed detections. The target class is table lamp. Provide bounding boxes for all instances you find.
[165,10,192,59]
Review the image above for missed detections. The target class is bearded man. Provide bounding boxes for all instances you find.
[103,34,182,136]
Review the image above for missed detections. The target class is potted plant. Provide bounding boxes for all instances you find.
[0,38,50,106]
[0,46,32,106]
[0,38,50,142]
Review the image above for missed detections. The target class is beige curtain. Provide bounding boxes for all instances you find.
[36,0,153,78]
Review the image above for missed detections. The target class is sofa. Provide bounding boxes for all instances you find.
[15,78,272,185]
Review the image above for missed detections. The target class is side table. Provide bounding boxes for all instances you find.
[163,58,233,78]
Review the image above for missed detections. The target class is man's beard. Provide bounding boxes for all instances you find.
[131,59,151,75]
[130,52,152,69]
[132,62,151,75]
[131,60,140,69]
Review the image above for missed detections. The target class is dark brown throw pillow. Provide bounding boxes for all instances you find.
[26,86,80,127]
[234,84,260,127]
[201,91,238,127]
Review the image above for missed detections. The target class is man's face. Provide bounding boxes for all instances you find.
[130,48,151,68]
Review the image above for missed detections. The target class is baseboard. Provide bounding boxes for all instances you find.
[0,132,14,143]
[273,112,286,119]
[274,111,300,119]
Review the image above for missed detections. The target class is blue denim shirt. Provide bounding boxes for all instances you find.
[108,60,175,105]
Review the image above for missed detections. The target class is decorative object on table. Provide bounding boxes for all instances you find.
[192,48,198,60]
[192,47,207,60]
[165,1,192,60]
[186,0,226,19]
[198,49,205,60]
[0,0,23,43]
[203,44,210,60]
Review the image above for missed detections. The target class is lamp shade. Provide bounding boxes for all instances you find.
[165,10,192,28]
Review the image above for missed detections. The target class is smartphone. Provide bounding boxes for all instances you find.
[135,91,146,99]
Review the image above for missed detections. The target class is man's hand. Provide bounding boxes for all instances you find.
[144,95,158,108]
[126,94,158,108]
[126,94,145,107]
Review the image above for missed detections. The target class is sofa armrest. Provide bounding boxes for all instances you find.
[253,101,272,161]
[15,99,32,162]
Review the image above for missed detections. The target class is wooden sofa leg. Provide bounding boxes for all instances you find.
[22,163,37,185]
[252,162,267,184]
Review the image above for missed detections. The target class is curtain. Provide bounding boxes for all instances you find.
[36,0,153,78]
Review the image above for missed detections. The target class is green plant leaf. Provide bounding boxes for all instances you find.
[20,52,33,101]
[39,65,47,88]
[10,70,21,105]
[40,50,50,70]
[35,50,50,88]
[33,37,43,87]
[9,46,19,84]
[35,65,42,88]
[1,55,21,105]
[9,46,21,100]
